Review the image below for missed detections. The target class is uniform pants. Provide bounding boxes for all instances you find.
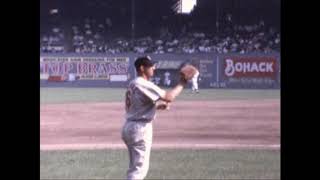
[122,120,153,180]
[191,76,199,91]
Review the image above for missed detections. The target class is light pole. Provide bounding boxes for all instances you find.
[131,0,135,43]
[216,0,219,34]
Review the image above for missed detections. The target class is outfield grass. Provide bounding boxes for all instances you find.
[40,88,280,104]
[40,149,280,179]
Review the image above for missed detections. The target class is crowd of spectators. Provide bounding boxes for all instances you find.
[40,26,66,53]
[40,17,280,54]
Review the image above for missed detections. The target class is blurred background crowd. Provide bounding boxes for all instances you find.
[40,0,280,54]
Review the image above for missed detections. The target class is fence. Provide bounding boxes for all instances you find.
[40,52,280,89]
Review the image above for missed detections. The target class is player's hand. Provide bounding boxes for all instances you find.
[179,64,198,82]
[156,102,170,110]
[179,75,188,85]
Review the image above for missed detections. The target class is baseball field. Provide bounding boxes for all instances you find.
[40,88,280,179]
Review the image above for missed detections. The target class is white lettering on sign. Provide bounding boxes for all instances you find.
[251,62,258,72]
[259,63,266,72]
[224,58,274,77]
[225,59,235,76]
[243,63,250,73]
[267,63,273,72]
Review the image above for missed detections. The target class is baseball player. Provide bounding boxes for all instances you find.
[121,56,191,180]
[164,71,171,87]
[191,69,200,93]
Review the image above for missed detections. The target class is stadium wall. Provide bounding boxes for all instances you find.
[40,53,280,89]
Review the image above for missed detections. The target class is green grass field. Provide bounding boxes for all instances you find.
[40,88,280,179]
[40,88,280,104]
[40,149,280,179]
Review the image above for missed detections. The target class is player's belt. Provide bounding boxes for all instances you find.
[129,118,152,123]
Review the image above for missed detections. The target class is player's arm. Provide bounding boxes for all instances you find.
[160,79,187,103]
[136,77,186,103]
[161,64,198,102]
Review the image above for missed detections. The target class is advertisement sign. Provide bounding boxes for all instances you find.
[40,56,130,81]
[220,56,279,88]
[223,57,277,79]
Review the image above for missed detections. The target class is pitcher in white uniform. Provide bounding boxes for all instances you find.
[122,56,187,180]
[191,69,200,93]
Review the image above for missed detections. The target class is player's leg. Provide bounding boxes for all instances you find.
[138,123,152,179]
[122,122,152,180]
[195,79,199,93]
[191,77,197,93]
[122,122,134,178]
[126,141,148,180]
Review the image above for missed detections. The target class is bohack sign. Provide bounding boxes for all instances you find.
[223,57,277,79]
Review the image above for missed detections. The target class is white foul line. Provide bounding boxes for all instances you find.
[40,143,280,151]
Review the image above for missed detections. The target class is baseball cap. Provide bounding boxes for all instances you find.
[134,56,157,70]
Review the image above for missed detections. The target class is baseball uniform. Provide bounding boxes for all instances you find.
[164,71,171,87]
[122,76,166,180]
[191,70,199,93]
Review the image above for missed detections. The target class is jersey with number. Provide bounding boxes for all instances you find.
[125,77,166,122]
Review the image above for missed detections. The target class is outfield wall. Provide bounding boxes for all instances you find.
[40,53,280,89]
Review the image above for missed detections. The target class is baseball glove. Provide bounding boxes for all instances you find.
[179,64,198,83]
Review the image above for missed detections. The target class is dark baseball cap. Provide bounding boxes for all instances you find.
[134,56,157,70]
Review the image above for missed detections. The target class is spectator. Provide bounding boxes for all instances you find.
[41,15,280,54]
